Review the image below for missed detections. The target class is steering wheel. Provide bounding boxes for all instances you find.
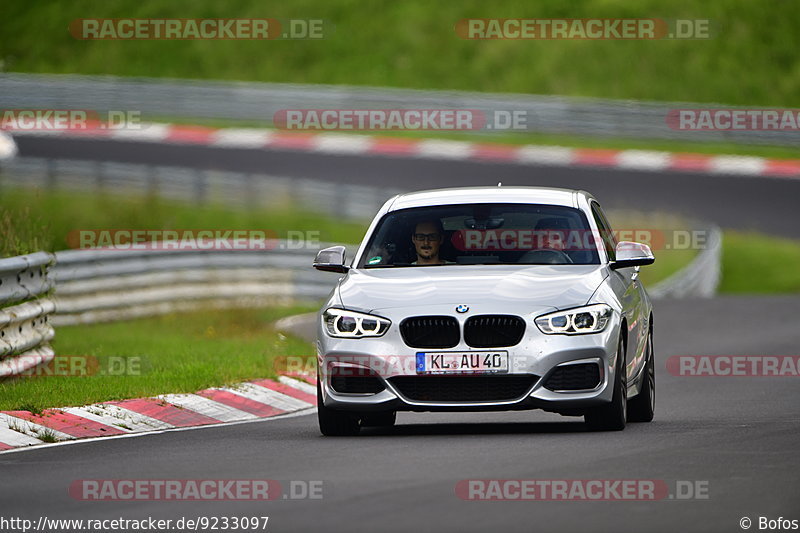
[518,249,574,264]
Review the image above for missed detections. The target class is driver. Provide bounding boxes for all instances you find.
[412,220,447,265]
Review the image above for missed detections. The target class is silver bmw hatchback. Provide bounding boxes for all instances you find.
[313,186,656,435]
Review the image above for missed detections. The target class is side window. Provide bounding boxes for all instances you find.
[590,202,617,261]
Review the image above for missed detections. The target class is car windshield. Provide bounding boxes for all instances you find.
[358,203,601,268]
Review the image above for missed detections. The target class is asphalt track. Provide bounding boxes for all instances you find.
[2,136,799,532]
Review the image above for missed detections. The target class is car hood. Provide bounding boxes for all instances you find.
[338,265,608,312]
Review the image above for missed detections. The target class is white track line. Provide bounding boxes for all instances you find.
[709,155,767,175]
[616,150,672,171]
[416,139,473,159]
[312,133,374,154]
[211,128,274,148]
[109,123,170,142]
[515,145,575,165]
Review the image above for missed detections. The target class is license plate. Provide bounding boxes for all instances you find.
[416,351,508,374]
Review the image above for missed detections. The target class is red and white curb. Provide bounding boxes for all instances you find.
[0,374,317,453]
[5,123,800,178]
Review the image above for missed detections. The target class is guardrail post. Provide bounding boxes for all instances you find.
[146,164,157,198]
[95,160,105,191]
[245,173,257,210]
[46,158,57,189]
[195,169,207,205]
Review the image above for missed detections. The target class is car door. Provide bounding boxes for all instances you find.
[590,201,647,387]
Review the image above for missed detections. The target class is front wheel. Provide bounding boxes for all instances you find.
[627,328,655,423]
[585,337,627,431]
[317,380,361,436]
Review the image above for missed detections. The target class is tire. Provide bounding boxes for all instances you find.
[317,380,361,436]
[627,328,655,423]
[360,411,397,427]
[585,337,627,431]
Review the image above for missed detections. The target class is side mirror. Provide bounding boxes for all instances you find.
[609,241,655,269]
[313,246,349,273]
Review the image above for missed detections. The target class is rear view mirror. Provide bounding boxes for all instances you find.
[313,246,349,273]
[609,241,655,269]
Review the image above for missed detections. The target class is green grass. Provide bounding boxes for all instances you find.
[0,187,368,256]
[36,429,60,443]
[16,402,44,416]
[640,247,696,287]
[0,306,317,412]
[720,232,800,293]
[1,0,798,107]
[605,210,698,287]
[0,205,51,258]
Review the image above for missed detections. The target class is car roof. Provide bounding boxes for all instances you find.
[386,186,592,211]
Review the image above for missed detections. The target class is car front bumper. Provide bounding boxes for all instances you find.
[317,306,622,415]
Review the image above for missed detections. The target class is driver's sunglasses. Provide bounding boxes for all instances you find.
[413,233,441,242]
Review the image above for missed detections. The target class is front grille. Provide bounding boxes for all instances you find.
[400,316,459,348]
[389,374,538,402]
[331,375,386,394]
[544,363,601,391]
[464,315,526,348]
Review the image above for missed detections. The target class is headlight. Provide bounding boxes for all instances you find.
[535,304,612,335]
[323,308,391,338]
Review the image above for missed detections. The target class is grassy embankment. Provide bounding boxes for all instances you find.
[2,0,799,158]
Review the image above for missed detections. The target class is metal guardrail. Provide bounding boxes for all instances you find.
[0,251,54,305]
[51,244,349,326]
[649,225,722,299]
[0,156,402,221]
[0,253,56,377]
[1,72,797,147]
